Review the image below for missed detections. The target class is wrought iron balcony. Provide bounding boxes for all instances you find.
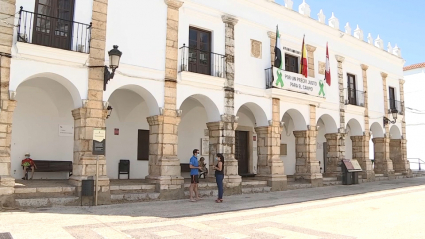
[345,88,365,107]
[389,99,404,115]
[179,44,226,78]
[17,7,92,53]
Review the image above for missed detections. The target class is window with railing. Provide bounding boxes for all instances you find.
[345,88,365,107]
[17,5,91,53]
[179,44,226,78]
[388,99,404,115]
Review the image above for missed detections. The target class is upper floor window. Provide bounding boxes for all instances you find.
[285,54,298,74]
[389,87,396,110]
[33,0,75,50]
[188,27,211,75]
[347,73,357,105]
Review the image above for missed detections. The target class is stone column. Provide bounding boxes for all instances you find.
[306,45,316,78]
[351,136,374,181]
[0,0,17,207]
[69,0,111,204]
[267,31,276,68]
[144,0,185,199]
[324,133,345,178]
[293,105,322,187]
[254,98,287,191]
[354,64,374,181]
[206,115,241,195]
[375,72,395,178]
[335,55,346,132]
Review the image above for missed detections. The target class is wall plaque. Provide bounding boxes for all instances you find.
[251,39,262,59]
[93,128,106,155]
[59,125,73,137]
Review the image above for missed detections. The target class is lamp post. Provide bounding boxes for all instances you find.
[383,109,398,125]
[90,45,122,91]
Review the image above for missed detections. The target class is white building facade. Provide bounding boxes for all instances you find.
[0,0,411,204]
[404,63,425,169]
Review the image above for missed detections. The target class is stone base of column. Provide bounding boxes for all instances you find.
[256,174,288,191]
[360,160,375,182]
[295,172,323,187]
[69,175,111,205]
[145,175,185,200]
[223,159,242,195]
[0,176,15,208]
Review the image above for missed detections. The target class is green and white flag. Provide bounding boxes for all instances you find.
[274,25,284,87]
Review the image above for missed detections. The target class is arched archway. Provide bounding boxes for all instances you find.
[389,125,405,173]
[280,109,308,176]
[346,118,363,160]
[11,76,81,179]
[390,125,401,139]
[105,85,160,179]
[370,122,385,173]
[316,114,338,175]
[177,94,221,178]
[234,102,269,176]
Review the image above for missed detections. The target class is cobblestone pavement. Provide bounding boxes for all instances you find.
[1,177,425,239]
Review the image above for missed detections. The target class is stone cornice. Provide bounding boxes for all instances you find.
[335,55,345,62]
[267,31,276,39]
[222,14,238,25]
[381,72,388,78]
[360,64,369,71]
[399,79,405,85]
[164,0,184,9]
[306,44,316,52]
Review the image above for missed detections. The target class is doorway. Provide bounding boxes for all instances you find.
[188,27,211,75]
[235,130,249,176]
[33,0,75,50]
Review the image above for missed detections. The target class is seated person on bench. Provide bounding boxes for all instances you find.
[21,153,37,180]
[198,157,208,178]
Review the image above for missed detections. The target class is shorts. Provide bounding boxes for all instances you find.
[190,175,199,184]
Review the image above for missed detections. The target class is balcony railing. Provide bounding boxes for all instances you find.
[389,99,404,115]
[265,67,273,89]
[17,7,92,53]
[345,88,365,107]
[179,44,226,78]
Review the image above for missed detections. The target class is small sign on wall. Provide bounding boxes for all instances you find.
[58,125,73,137]
[201,138,209,156]
[114,128,119,135]
[253,135,257,141]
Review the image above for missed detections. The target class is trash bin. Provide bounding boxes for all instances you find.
[81,179,94,206]
[352,171,359,184]
[342,171,353,185]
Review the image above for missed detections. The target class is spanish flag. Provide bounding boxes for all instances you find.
[300,35,308,78]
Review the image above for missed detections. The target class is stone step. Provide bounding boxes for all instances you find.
[184,190,217,197]
[375,176,389,181]
[242,187,271,194]
[15,197,79,208]
[323,177,338,182]
[287,184,312,190]
[241,180,268,187]
[184,182,217,189]
[323,181,342,186]
[14,186,77,199]
[109,184,156,194]
[111,192,160,202]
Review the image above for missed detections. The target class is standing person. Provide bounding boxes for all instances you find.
[21,153,37,180]
[189,149,202,202]
[214,153,224,203]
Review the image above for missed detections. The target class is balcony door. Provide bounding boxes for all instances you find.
[33,0,74,50]
[389,87,396,110]
[188,27,211,75]
[347,74,357,105]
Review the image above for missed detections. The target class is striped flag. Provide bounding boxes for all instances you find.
[300,35,308,78]
[274,26,282,69]
[325,42,331,86]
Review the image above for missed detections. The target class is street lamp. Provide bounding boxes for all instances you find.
[106,106,113,119]
[103,45,122,91]
[383,109,398,125]
[90,45,122,91]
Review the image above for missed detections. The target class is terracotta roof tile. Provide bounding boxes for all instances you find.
[404,62,425,71]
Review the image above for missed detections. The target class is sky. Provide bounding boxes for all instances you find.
[275,0,425,66]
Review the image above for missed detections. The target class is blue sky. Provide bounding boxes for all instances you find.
[275,0,424,66]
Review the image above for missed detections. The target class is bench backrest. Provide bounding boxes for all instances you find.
[180,163,191,172]
[33,160,72,172]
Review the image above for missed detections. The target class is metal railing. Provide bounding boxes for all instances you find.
[265,67,273,89]
[345,88,365,107]
[408,158,425,171]
[17,7,92,53]
[179,44,226,78]
[389,99,404,115]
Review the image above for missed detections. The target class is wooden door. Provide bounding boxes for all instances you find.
[235,131,249,175]
[285,54,298,73]
[347,74,357,105]
[137,130,149,161]
[188,27,211,75]
[389,87,396,110]
[33,0,74,50]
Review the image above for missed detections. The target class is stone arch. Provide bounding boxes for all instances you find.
[178,94,221,122]
[347,118,363,136]
[370,122,384,138]
[236,102,268,127]
[390,125,402,139]
[16,72,82,108]
[317,114,338,133]
[108,84,160,117]
[282,109,307,131]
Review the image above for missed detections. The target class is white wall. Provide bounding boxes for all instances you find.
[105,90,150,179]
[281,113,296,175]
[11,78,74,179]
[404,68,425,168]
